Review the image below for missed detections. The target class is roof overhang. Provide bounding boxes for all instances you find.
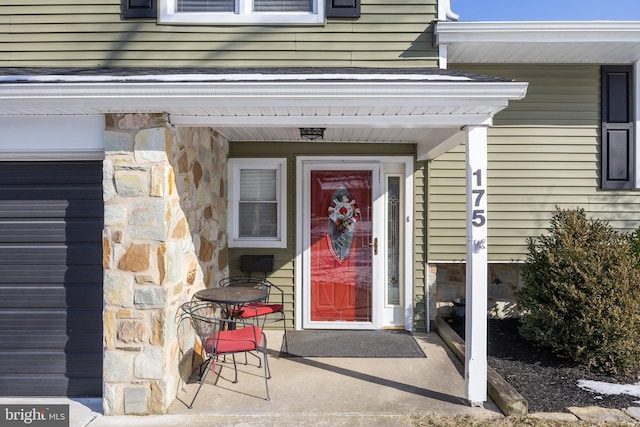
[0,71,528,160]
[435,21,640,64]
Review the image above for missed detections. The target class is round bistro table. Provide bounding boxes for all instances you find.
[194,286,267,306]
[194,286,268,323]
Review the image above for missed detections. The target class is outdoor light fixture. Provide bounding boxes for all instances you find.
[299,127,325,141]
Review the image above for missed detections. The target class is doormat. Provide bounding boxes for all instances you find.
[281,330,426,358]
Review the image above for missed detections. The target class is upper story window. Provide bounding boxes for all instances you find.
[160,0,324,24]
[228,158,287,248]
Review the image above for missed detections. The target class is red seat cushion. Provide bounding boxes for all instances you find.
[237,303,283,318]
[204,325,262,354]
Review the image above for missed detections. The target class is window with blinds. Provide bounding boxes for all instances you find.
[239,169,278,238]
[126,0,359,20]
[178,0,311,11]
[229,158,287,248]
[162,0,321,23]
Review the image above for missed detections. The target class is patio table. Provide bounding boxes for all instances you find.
[194,286,268,321]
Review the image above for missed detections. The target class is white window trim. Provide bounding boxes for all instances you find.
[160,0,324,25]
[228,158,287,249]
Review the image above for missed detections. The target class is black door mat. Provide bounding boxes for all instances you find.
[281,330,426,358]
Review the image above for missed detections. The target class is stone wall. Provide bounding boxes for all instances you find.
[102,113,228,415]
[429,262,523,323]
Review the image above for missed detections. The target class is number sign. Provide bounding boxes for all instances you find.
[471,169,485,227]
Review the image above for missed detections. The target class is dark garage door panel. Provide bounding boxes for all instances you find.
[0,220,104,243]
[0,162,103,397]
[0,244,103,265]
[0,264,103,285]
[0,376,102,398]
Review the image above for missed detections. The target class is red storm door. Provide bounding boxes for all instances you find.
[310,170,373,322]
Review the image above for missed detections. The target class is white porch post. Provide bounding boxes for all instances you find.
[464,125,488,406]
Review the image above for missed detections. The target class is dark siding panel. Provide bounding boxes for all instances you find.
[0,162,103,397]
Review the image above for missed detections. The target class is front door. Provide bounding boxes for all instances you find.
[310,169,373,323]
[299,158,413,330]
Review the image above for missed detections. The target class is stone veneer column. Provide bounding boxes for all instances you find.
[102,113,228,415]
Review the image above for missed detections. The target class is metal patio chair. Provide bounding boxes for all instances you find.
[219,275,288,355]
[179,300,270,408]
[220,255,288,352]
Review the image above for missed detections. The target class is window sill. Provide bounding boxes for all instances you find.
[159,12,325,25]
[229,239,287,249]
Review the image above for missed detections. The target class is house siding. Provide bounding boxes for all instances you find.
[227,142,427,330]
[0,0,438,68]
[428,64,640,262]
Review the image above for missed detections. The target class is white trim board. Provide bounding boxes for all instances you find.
[0,115,105,160]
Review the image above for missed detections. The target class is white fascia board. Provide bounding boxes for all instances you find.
[0,81,528,100]
[170,114,495,128]
[0,73,476,83]
[0,81,528,115]
[436,21,640,45]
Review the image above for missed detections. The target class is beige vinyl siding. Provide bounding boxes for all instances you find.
[227,141,427,329]
[428,64,640,262]
[0,0,438,68]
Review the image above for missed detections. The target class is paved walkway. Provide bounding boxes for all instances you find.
[1,330,638,426]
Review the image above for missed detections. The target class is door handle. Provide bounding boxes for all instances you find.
[368,238,378,255]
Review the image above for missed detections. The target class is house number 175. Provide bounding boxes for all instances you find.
[471,169,486,227]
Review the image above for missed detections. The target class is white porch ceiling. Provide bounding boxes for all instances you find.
[0,72,528,160]
[436,21,640,64]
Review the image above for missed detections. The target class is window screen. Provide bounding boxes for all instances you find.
[254,0,312,12]
[177,0,234,12]
[239,169,278,238]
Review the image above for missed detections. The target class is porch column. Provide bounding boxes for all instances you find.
[102,114,229,415]
[464,125,488,406]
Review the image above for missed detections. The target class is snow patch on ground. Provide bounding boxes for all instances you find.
[578,380,640,405]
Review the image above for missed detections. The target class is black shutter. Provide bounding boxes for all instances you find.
[326,0,360,18]
[122,0,157,19]
[602,65,634,190]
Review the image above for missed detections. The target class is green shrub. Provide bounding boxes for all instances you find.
[518,207,640,376]
[627,225,640,269]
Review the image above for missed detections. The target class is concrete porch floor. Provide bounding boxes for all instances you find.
[0,331,503,427]
[163,330,502,426]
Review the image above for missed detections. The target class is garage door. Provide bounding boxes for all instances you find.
[0,162,103,397]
